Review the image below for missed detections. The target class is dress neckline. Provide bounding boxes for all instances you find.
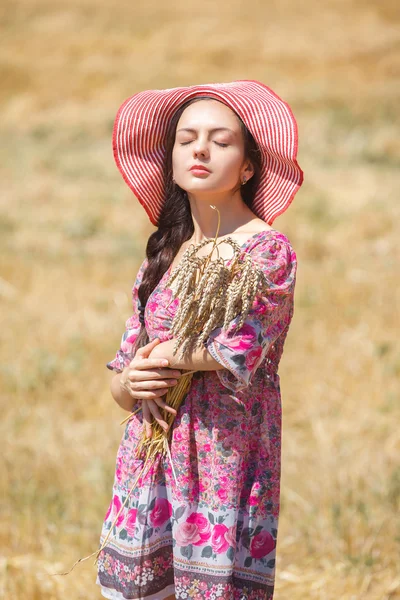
[163,227,282,281]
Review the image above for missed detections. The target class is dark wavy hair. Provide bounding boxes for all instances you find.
[133,96,262,353]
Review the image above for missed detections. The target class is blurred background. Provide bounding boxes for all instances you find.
[1,0,399,598]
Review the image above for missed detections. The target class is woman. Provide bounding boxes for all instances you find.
[96,80,303,600]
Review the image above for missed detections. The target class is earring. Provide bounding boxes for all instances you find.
[241,177,247,185]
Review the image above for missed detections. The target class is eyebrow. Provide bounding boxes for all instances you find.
[176,127,235,134]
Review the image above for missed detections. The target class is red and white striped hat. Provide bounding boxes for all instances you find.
[112,79,303,226]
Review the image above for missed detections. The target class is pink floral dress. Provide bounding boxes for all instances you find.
[96,229,297,600]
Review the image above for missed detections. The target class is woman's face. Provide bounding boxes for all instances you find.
[172,99,253,196]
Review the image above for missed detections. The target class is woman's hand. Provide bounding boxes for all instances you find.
[120,338,181,437]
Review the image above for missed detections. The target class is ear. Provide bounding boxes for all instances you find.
[242,160,255,182]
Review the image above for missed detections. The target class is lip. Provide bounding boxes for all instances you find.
[189,165,211,173]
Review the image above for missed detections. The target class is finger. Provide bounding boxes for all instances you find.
[147,337,161,346]
[130,378,179,390]
[153,396,177,416]
[134,358,171,370]
[129,388,170,400]
[141,338,161,352]
[130,369,181,382]
[147,399,169,432]
[142,401,153,438]
[135,338,161,357]
[135,338,161,360]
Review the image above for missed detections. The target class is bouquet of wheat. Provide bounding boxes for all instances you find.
[58,205,271,574]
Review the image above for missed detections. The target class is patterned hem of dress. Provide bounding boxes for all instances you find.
[96,577,175,600]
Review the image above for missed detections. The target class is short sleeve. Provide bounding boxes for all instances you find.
[106,257,148,373]
[204,234,297,392]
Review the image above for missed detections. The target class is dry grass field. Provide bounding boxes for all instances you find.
[1,0,399,598]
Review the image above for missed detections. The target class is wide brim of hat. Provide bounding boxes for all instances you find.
[112,79,304,226]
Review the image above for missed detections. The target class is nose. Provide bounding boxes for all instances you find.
[192,136,209,158]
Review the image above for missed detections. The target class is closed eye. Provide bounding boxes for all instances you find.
[179,141,228,147]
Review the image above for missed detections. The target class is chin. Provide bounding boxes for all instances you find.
[183,181,221,193]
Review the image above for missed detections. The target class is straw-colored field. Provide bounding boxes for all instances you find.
[1,0,399,598]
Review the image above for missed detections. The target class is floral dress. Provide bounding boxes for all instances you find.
[96,229,297,600]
